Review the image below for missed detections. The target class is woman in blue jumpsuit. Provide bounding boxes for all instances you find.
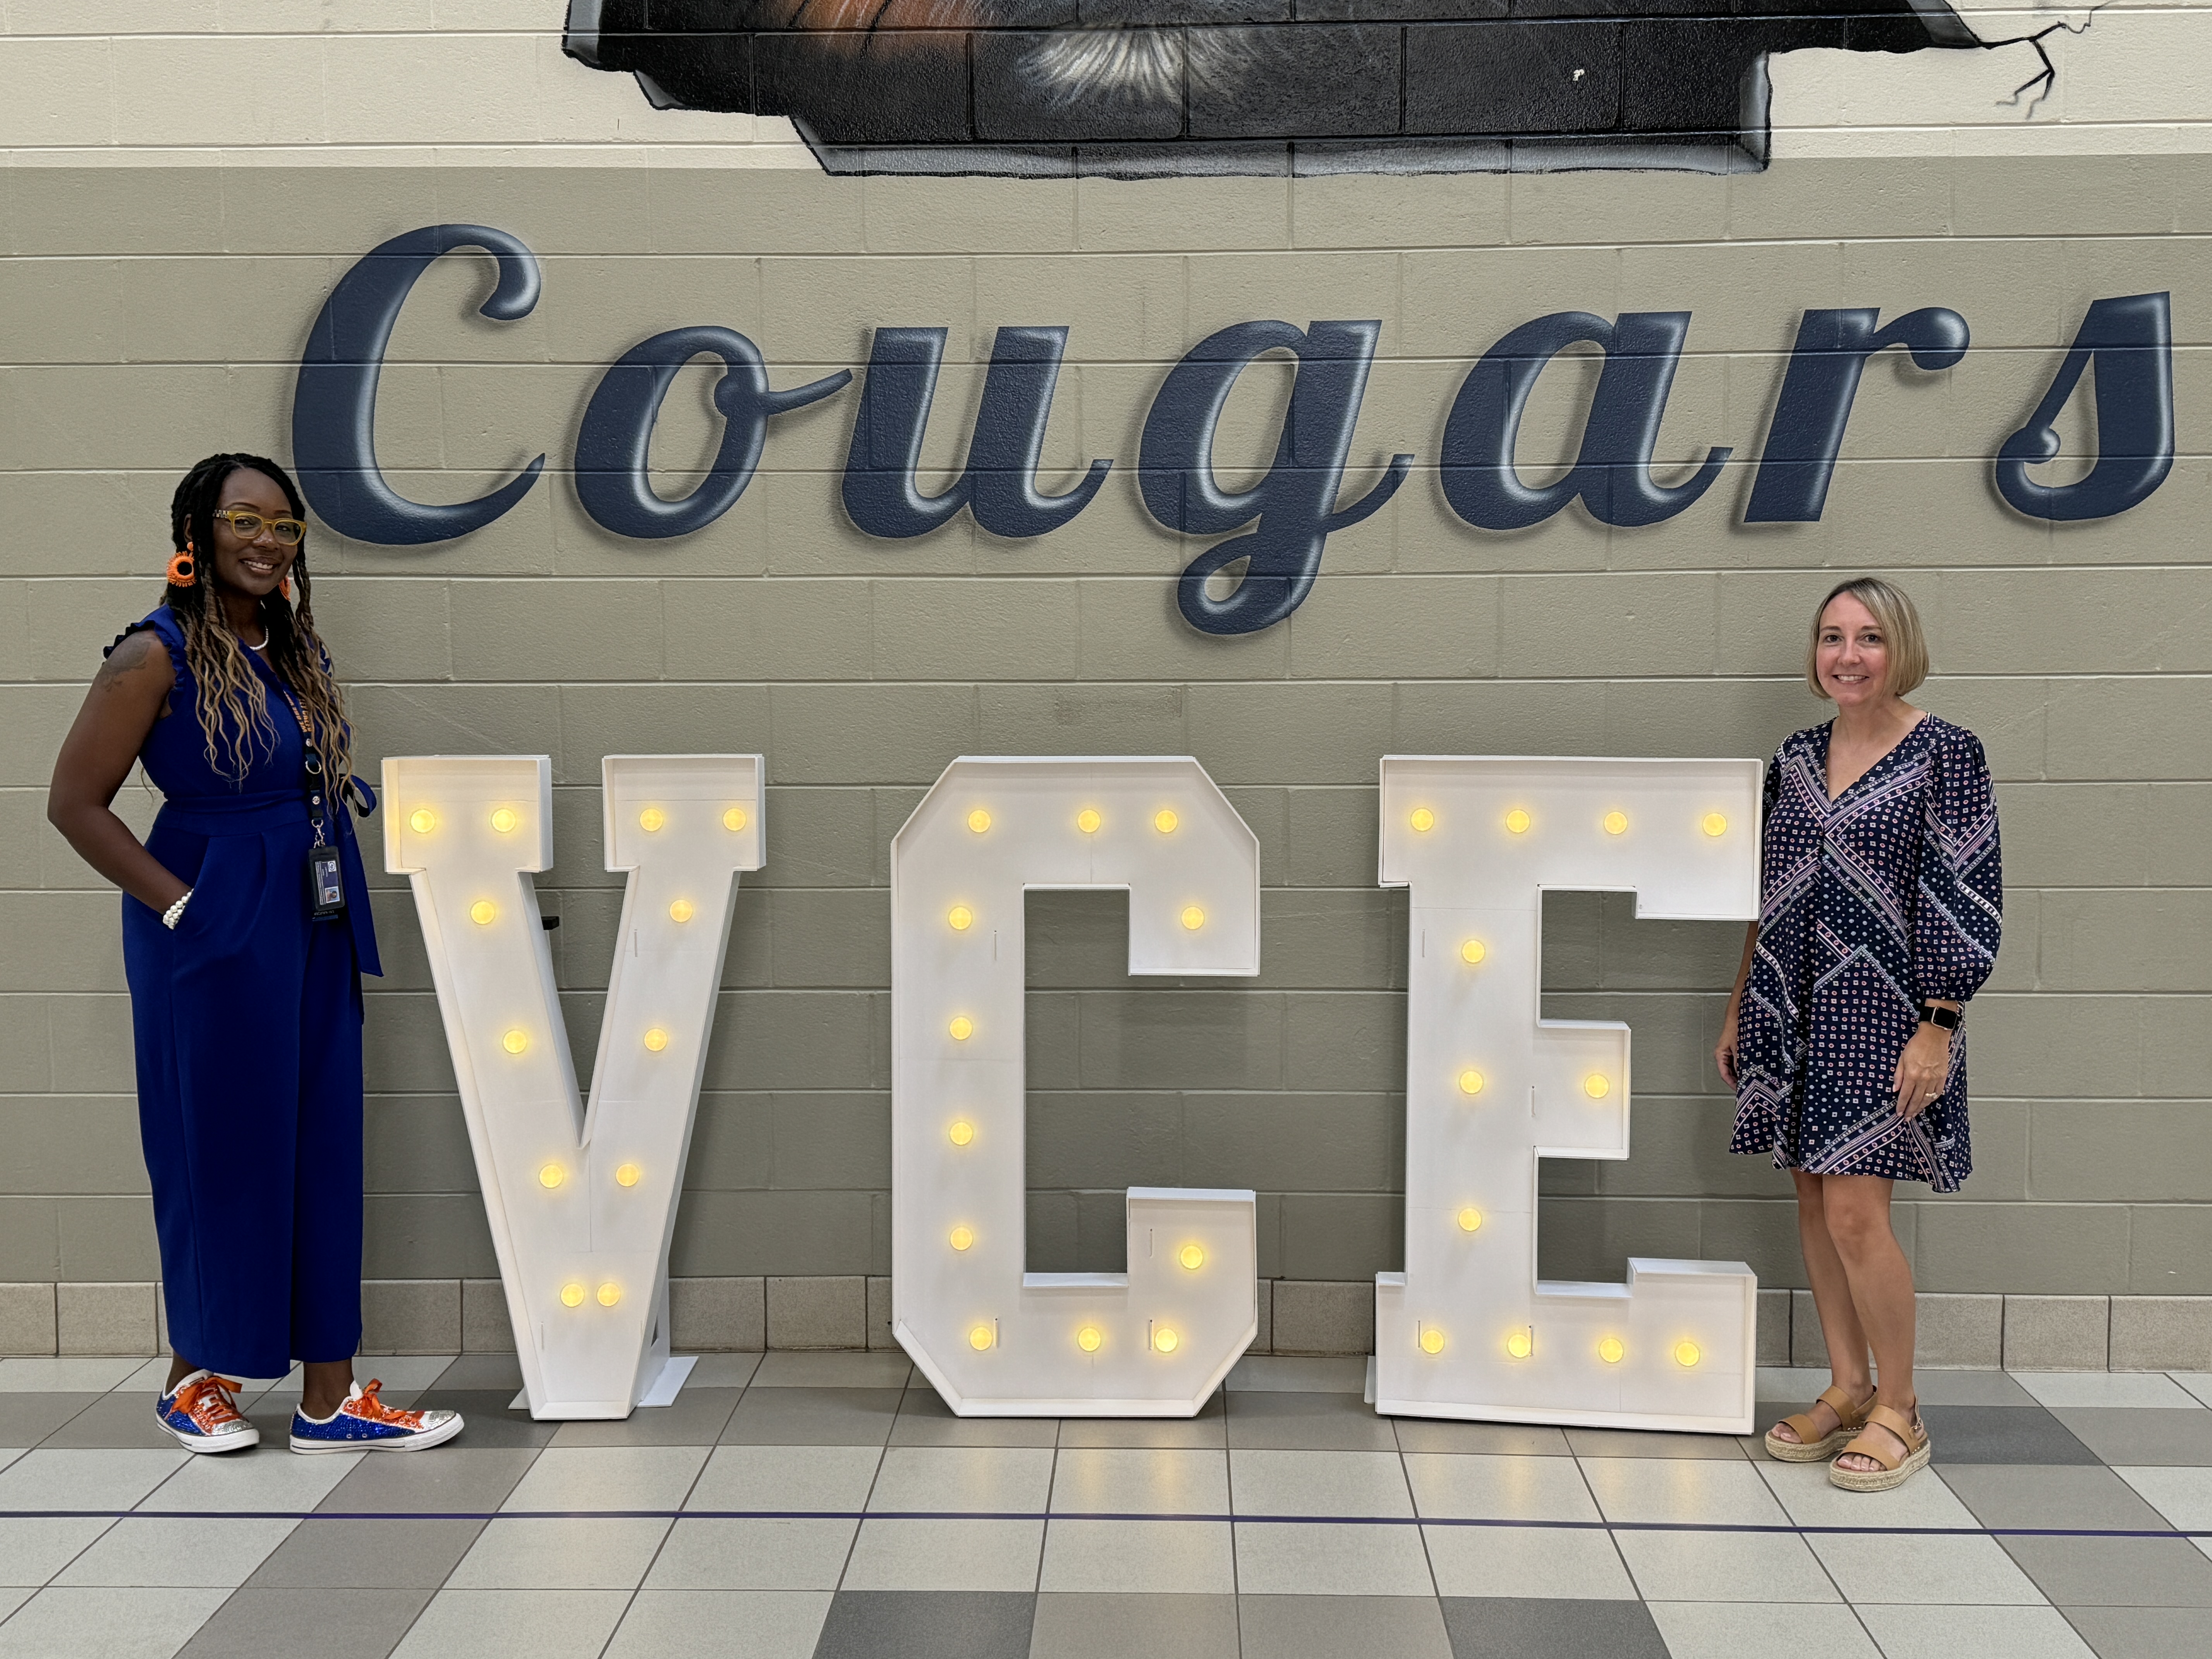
[49,454,460,1455]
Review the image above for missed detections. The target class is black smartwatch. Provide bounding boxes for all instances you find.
[1921,1004,1961,1032]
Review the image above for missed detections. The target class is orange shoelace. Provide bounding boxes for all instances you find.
[175,1374,247,1431]
[343,1380,426,1430]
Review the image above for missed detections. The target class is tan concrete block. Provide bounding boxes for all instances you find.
[0,1283,57,1356]
[645,172,868,259]
[1186,681,1394,788]
[43,994,133,1093]
[1726,157,1956,245]
[1756,1288,1791,1367]
[974,682,1192,759]
[766,1274,866,1350]
[430,164,656,262]
[866,1276,896,1351]
[558,685,773,785]
[1292,172,1506,251]
[56,1281,156,1355]
[1498,574,1718,679]
[2003,1296,2109,1372]
[461,1279,517,1354]
[2130,1205,2212,1296]
[1184,249,1400,346]
[448,580,665,683]
[974,254,1188,365]
[361,1279,461,1355]
[1792,1288,1832,1371]
[755,466,979,579]
[868,578,1080,681]
[320,31,539,145]
[761,255,976,365]
[764,683,977,787]
[0,258,124,366]
[2108,1297,2212,1373]
[307,576,452,684]
[1073,577,1290,682]
[2029,1103,2212,1204]
[662,578,872,683]
[1917,1202,2130,1297]
[2046,675,2212,783]
[2037,892,2212,994]
[2145,785,2212,886]
[56,1196,158,1280]
[1255,1277,1273,1356]
[1268,1280,1372,1357]
[1915,1293,2003,1370]
[1400,246,1621,358]
[1073,176,1290,254]
[859,175,1076,257]
[670,1277,766,1352]
[1285,574,1498,681]
[1618,239,1846,355]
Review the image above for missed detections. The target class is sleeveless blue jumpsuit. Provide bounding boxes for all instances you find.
[117,607,382,1379]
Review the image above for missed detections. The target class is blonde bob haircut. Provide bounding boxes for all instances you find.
[1807,576,1929,700]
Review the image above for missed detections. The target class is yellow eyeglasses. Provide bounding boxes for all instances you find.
[213,509,307,546]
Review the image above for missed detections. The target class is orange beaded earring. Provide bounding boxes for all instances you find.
[166,541,198,587]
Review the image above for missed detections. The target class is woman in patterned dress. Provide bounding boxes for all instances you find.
[1716,577,2002,1491]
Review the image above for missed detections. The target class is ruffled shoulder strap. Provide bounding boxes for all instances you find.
[104,605,185,661]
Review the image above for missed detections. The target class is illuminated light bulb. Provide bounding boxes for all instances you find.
[948,1016,974,1041]
[1077,808,1101,834]
[597,1283,621,1307]
[1504,809,1531,835]
[1180,906,1205,931]
[1460,939,1485,965]
[669,899,694,924]
[948,905,974,932]
[1702,812,1728,838]
[1674,1340,1701,1368]
[1506,1330,1533,1359]
[1603,811,1628,836]
[538,1164,563,1189]
[1599,1337,1625,1365]
[1458,1069,1484,1096]
[502,1029,528,1055]
[1420,1328,1445,1355]
[967,809,991,834]
[490,807,519,834]
[949,1226,974,1252]
[560,1283,585,1308]
[644,1027,669,1053]
[1409,808,1435,833]
[1154,1328,1179,1354]
[409,808,436,835]
[1154,809,1178,834]
[615,1163,640,1188]
[1077,1326,1102,1353]
[948,1120,974,1147]
[723,807,748,832]
[969,1324,993,1351]
[1456,1207,1482,1233]
[639,807,666,832]
[470,900,496,926]
[1178,1244,1205,1271]
[1585,1073,1611,1099]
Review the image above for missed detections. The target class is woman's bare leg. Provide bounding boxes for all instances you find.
[1820,1173,1918,1471]
[1771,1170,1877,1443]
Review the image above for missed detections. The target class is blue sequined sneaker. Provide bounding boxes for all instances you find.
[155,1370,260,1454]
[289,1379,464,1453]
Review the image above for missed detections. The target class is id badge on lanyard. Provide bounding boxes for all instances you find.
[282,685,346,921]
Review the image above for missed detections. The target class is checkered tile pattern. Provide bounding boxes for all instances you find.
[0,1354,2203,1657]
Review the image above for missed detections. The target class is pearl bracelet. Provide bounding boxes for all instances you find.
[161,889,192,930]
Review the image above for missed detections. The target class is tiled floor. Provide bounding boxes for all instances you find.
[0,1353,2205,1658]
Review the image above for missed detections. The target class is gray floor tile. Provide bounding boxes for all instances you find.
[446,1515,673,1589]
[429,1356,525,1393]
[1239,1592,1453,1657]
[1808,1532,2045,1606]
[0,1448,187,1511]
[1439,1595,1668,1658]
[1941,1466,2176,1532]
[1855,1604,2097,1659]
[1224,1392,1397,1451]
[1037,1520,1234,1594]
[721,1388,904,1446]
[55,1517,297,1589]
[642,1516,859,1590]
[245,1518,485,1589]
[685,1355,763,1389]
[2059,1605,2212,1659]
[2112,1466,2212,1530]
[686,1444,885,1512]
[891,1388,1059,1447]
[418,1391,558,1449]
[139,1445,363,1514]
[1030,1590,1238,1659]
[2000,1537,2212,1607]
[1920,1405,2101,1465]
[0,1393,99,1446]
[2016,1376,2203,1410]
[866,1446,1055,1513]
[1058,1395,1226,1449]
[34,1392,179,1451]
[0,1585,227,1659]
[1565,1428,1746,1460]
[500,1446,708,1513]
[388,1587,630,1658]
[1049,1447,1230,1515]
[1424,1525,1636,1599]
[1231,1521,1434,1595]
[1613,1528,1839,1603]
[813,1589,1034,1659]
[0,1517,113,1588]
[1391,1420,1573,1456]
[1230,1448,1413,1517]
[174,1587,433,1659]
[842,1518,1045,1591]
[547,1388,740,1448]
[1647,1601,1879,1658]
[751,1354,915,1389]
[1916,1372,2040,1407]
[1755,1460,1982,1531]
[315,1448,539,1517]
[1579,1457,1788,1525]
[2052,1410,2212,1468]
[0,1359,147,1393]
[603,1589,831,1659]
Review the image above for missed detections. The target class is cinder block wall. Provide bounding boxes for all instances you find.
[1,12,2208,1354]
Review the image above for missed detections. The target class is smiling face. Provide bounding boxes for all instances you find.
[1814,592,1892,708]
[206,468,299,600]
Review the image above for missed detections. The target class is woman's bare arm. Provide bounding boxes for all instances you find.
[1714,920,1758,1088]
[47,630,191,913]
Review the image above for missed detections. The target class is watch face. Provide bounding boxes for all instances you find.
[562,1,1974,179]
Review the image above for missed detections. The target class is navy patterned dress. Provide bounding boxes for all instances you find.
[1730,715,2002,1193]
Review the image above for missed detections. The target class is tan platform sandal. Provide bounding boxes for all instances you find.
[1764,1383,1876,1463]
[1828,1402,1932,1492]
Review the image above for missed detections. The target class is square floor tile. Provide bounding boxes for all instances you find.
[1240,1592,1452,1657]
[2000,1537,2212,1607]
[1941,1466,2174,1532]
[342,1358,459,1394]
[1647,1600,1878,1658]
[1755,1460,1982,1530]
[0,1393,99,1447]
[0,1585,227,1659]
[686,1444,883,1512]
[173,1585,434,1659]
[1810,1532,2045,1605]
[316,1448,538,1517]
[1403,1453,1601,1521]
[751,1353,914,1389]
[890,1389,1059,1448]
[2172,1375,2212,1410]
[1579,1457,1788,1526]
[446,1515,672,1589]
[1392,1420,1573,1456]
[1915,1372,2039,1407]
[244,1517,485,1589]
[1439,1595,1668,1658]
[1614,1528,1839,1603]
[38,1394,187,1451]
[55,1516,297,1589]
[2054,1411,2212,1468]
[1424,1524,1635,1599]
[389,1587,630,1658]
[2057,1605,2212,1659]
[1050,1448,1229,1515]
[684,1354,763,1389]
[643,1516,859,1590]
[813,1589,1034,1659]
[1855,1604,2094,1659]
[408,1391,558,1449]
[2113,1466,2212,1530]
[140,1446,363,1513]
[722,1388,904,1446]
[0,1358,147,1393]
[1229,1358,1371,1394]
[499,1445,708,1512]
[1566,1429,1745,1460]
[429,1356,526,1393]
[1038,1519,1235,1593]
[603,1589,831,1659]
[0,1447,186,1511]
[1225,1393,1398,1452]
[548,1388,740,1448]
[0,1516,111,1587]
[1230,1449,1412,1517]
[1030,1590,1239,1659]
[1058,1397,1226,1449]
[841,1518,1045,1591]
[2014,1375,2202,1410]
[1759,1369,1839,1401]
[1232,1521,1434,1595]
[1919,1406,2100,1465]
[866,1446,1055,1513]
